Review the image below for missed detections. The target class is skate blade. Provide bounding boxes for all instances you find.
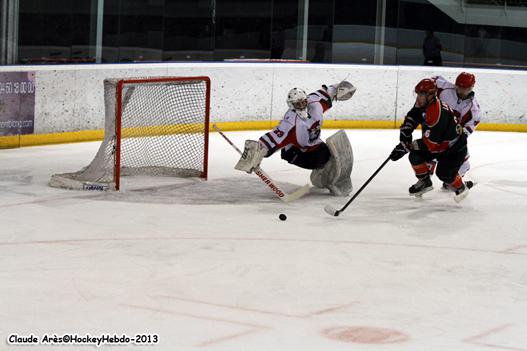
[442,180,475,192]
[454,187,470,203]
[410,186,434,198]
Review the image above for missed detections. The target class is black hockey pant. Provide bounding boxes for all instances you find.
[281,143,331,170]
[409,144,467,184]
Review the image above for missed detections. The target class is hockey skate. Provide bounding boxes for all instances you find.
[409,176,433,197]
[442,180,475,191]
[454,182,470,203]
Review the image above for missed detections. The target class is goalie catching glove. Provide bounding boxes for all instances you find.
[234,140,269,173]
[335,80,356,101]
[322,80,356,102]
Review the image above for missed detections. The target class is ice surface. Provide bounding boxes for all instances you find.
[1,130,527,350]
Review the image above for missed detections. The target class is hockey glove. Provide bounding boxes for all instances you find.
[399,123,413,144]
[234,140,268,174]
[390,142,410,161]
[335,81,356,101]
[323,81,357,102]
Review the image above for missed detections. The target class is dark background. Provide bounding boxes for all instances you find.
[15,0,527,69]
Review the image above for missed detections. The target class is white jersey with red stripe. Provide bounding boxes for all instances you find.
[259,87,334,155]
[432,75,482,135]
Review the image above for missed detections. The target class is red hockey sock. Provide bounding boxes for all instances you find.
[412,162,429,178]
[450,174,463,189]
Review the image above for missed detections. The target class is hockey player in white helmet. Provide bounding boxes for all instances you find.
[431,72,481,189]
[235,81,356,196]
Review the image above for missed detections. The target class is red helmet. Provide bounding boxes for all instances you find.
[455,72,475,89]
[415,78,437,96]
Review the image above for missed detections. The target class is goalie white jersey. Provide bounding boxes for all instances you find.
[234,82,355,197]
[259,87,334,155]
[433,75,482,135]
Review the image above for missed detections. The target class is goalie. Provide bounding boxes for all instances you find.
[234,81,356,196]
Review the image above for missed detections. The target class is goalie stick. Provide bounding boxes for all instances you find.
[213,124,311,203]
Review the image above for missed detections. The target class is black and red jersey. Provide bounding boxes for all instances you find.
[401,98,465,154]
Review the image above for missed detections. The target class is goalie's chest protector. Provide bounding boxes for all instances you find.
[286,104,324,150]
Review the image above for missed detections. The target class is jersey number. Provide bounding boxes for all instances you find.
[274,129,284,138]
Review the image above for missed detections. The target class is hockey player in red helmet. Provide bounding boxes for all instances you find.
[455,72,476,99]
[389,78,470,202]
[414,78,437,108]
[431,72,481,186]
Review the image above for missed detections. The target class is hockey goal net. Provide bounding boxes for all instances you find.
[49,76,210,191]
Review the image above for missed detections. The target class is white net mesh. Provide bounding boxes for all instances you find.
[50,77,209,191]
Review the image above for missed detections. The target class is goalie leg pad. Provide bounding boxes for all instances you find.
[235,140,267,174]
[310,156,337,189]
[310,130,353,196]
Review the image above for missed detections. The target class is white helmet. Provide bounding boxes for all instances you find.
[287,88,308,119]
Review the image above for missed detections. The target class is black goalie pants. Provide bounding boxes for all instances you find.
[281,143,331,170]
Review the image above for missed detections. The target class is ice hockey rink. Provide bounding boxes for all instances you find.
[1,129,526,351]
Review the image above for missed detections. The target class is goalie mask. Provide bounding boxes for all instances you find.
[287,88,308,119]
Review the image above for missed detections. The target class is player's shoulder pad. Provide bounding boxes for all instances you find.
[308,99,324,111]
[407,106,425,121]
[282,110,297,124]
[435,76,455,89]
[425,99,441,127]
[471,96,482,113]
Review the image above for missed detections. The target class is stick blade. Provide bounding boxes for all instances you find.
[284,184,311,203]
[454,187,470,203]
[324,205,339,216]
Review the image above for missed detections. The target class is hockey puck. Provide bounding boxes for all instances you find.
[279,214,287,221]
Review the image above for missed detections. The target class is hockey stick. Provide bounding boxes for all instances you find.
[212,124,311,203]
[324,156,391,216]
